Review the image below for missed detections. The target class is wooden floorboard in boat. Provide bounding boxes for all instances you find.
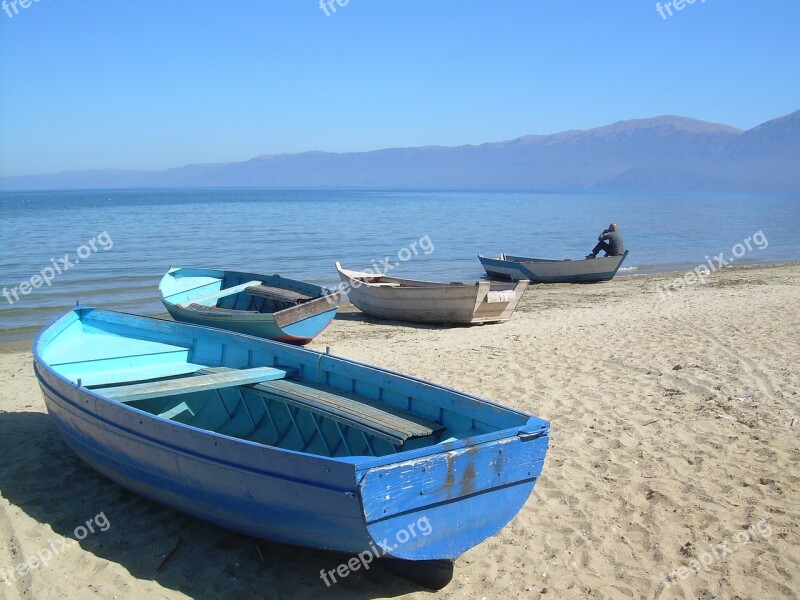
[254,379,443,444]
[202,367,442,445]
[245,285,312,304]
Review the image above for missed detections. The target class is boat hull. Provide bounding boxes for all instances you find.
[160,267,339,344]
[336,263,528,325]
[162,302,334,344]
[480,249,629,283]
[35,361,373,553]
[33,308,550,563]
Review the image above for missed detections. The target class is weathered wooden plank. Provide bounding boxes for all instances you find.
[335,262,527,324]
[178,280,261,308]
[256,379,443,444]
[273,293,340,328]
[358,432,548,521]
[96,366,295,401]
[81,361,206,388]
[159,401,193,420]
[245,284,312,303]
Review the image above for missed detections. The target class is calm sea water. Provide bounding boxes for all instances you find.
[1,188,799,341]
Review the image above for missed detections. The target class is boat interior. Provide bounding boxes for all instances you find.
[40,309,533,459]
[337,265,523,293]
[344,272,469,289]
[162,269,322,315]
[193,282,314,314]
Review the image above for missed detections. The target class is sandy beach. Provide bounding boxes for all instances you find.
[1,263,798,600]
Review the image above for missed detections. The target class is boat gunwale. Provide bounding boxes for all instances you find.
[336,262,511,291]
[163,298,341,328]
[480,249,629,265]
[35,357,546,474]
[33,307,549,472]
[163,302,275,322]
[341,276,479,291]
[159,266,339,306]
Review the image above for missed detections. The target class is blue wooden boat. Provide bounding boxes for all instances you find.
[159,267,339,345]
[34,307,550,588]
[479,249,629,283]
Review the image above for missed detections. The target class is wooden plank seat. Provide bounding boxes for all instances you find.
[256,380,444,445]
[95,366,296,402]
[178,280,262,308]
[204,367,443,445]
[245,284,313,304]
[81,362,206,388]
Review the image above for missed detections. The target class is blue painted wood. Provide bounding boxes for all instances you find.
[247,379,444,445]
[178,280,262,307]
[96,366,296,401]
[359,432,548,522]
[281,309,342,341]
[160,267,340,345]
[33,307,550,563]
[312,353,542,434]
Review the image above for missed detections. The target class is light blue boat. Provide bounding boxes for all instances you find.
[33,307,550,588]
[159,267,339,345]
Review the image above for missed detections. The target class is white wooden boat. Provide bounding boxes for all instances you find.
[335,262,528,325]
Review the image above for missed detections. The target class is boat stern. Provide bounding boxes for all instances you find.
[356,421,549,560]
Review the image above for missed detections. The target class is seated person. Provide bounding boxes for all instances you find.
[587,223,624,258]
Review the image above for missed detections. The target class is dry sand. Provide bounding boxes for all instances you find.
[1,264,798,600]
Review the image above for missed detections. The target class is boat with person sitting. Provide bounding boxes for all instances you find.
[33,306,550,589]
[159,267,339,345]
[479,249,629,284]
[335,262,529,325]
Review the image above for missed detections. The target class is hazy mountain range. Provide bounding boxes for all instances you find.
[3,110,799,192]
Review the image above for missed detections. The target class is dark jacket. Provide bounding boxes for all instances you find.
[599,230,624,256]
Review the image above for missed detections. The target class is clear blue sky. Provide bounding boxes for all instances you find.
[1,1,798,177]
